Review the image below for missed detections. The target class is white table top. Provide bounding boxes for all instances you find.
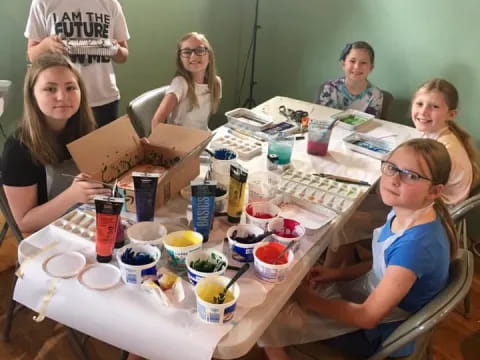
[14,97,420,360]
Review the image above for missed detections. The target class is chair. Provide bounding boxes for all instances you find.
[369,249,473,360]
[0,174,91,360]
[380,90,394,121]
[0,172,25,342]
[450,192,480,254]
[292,249,474,360]
[127,86,169,137]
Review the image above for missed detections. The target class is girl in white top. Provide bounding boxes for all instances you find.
[151,32,222,132]
[412,78,479,205]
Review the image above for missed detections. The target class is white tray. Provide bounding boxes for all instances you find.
[209,133,262,160]
[52,208,134,242]
[280,169,368,213]
[330,109,374,130]
[225,108,273,131]
[343,132,393,160]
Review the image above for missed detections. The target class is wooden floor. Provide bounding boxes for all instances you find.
[0,226,479,360]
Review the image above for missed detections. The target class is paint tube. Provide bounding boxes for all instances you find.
[133,172,160,222]
[94,196,124,262]
[191,180,216,243]
[227,163,248,223]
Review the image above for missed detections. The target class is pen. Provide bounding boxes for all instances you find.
[61,173,113,188]
[313,173,370,186]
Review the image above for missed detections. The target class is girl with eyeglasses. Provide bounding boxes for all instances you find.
[260,139,456,359]
[151,32,222,132]
[412,78,479,205]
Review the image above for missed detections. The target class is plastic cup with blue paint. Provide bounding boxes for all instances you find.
[268,133,294,165]
[211,148,238,188]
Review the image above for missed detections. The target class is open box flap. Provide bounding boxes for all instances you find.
[148,123,212,156]
[67,116,143,182]
[145,133,212,184]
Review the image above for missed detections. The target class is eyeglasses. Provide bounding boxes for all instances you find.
[380,160,432,184]
[179,46,209,58]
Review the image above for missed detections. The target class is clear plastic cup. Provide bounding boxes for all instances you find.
[211,149,238,188]
[267,133,294,165]
[248,172,280,203]
[307,120,332,156]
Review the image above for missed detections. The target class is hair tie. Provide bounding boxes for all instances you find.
[339,43,352,61]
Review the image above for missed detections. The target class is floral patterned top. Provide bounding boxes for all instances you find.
[316,77,383,117]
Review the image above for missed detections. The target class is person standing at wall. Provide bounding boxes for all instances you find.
[24,0,130,127]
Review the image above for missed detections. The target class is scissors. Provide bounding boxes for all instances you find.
[278,105,308,123]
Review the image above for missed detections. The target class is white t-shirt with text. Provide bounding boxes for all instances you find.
[25,0,130,107]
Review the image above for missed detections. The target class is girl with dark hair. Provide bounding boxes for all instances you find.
[316,41,383,117]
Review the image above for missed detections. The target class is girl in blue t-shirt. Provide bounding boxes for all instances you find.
[261,138,457,359]
[316,41,384,117]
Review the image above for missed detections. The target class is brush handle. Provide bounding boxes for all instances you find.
[273,241,295,264]
[223,263,250,294]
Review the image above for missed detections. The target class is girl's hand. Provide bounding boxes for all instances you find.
[40,35,66,55]
[306,265,340,287]
[67,173,111,203]
[294,283,318,311]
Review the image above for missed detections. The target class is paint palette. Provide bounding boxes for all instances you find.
[52,209,134,242]
[330,109,374,131]
[280,169,368,213]
[209,134,262,160]
[343,133,393,160]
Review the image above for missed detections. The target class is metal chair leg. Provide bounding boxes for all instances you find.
[0,221,9,246]
[2,271,19,342]
[2,298,19,342]
[463,292,471,318]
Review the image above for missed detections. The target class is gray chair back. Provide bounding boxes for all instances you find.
[369,249,474,360]
[380,90,394,120]
[450,193,480,224]
[127,86,169,137]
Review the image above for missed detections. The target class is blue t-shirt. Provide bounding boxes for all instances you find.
[365,214,450,357]
[380,214,450,312]
[316,77,384,117]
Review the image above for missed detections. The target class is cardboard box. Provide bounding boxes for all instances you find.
[67,116,212,212]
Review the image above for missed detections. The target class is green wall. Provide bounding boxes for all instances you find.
[254,0,480,139]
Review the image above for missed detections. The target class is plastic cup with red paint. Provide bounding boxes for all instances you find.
[245,201,280,231]
[307,119,332,156]
[267,217,305,252]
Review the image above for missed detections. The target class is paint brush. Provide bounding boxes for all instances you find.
[313,173,370,186]
[61,173,114,188]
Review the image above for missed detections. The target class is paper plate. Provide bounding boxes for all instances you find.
[236,278,267,308]
[43,251,86,278]
[78,263,121,290]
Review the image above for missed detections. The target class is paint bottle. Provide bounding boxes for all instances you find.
[94,196,124,263]
[227,163,248,223]
[191,180,216,243]
[133,172,160,222]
